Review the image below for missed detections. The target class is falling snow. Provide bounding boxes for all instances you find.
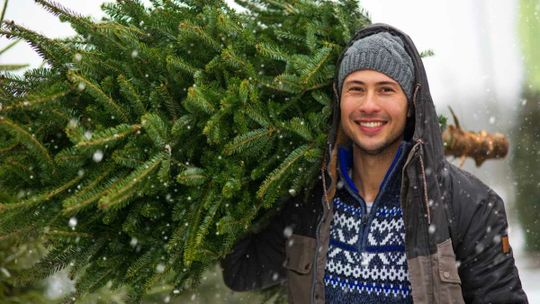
[283,226,293,238]
[68,217,77,229]
[92,150,104,162]
[155,263,166,273]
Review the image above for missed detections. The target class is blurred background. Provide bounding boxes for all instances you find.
[1,0,538,302]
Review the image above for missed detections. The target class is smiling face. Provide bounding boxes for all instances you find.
[340,69,408,155]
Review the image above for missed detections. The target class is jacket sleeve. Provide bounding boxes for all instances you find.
[453,187,528,303]
[220,200,291,292]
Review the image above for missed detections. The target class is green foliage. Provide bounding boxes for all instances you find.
[0,0,370,301]
[438,114,447,131]
[0,1,65,303]
[515,0,540,252]
[513,90,540,252]
[0,239,54,304]
[519,0,540,91]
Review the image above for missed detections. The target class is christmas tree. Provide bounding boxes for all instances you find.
[0,0,369,300]
[0,1,61,303]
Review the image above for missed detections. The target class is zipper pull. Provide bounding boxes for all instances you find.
[361,213,369,224]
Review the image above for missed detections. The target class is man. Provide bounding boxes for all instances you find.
[221,23,528,304]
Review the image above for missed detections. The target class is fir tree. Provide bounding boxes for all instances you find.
[0,1,67,302]
[0,0,369,300]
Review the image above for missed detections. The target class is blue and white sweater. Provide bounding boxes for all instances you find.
[324,143,413,303]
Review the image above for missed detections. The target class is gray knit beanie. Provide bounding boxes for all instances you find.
[338,32,414,101]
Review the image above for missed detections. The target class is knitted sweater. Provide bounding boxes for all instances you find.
[324,143,412,303]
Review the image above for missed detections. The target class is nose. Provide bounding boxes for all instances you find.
[358,90,380,114]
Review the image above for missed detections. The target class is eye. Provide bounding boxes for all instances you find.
[349,86,365,92]
[380,86,396,94]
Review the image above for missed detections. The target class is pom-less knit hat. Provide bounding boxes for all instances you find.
[337,31,415,101]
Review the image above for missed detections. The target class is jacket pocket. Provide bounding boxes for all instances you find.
[436,238,464,304]
[284,234,316,304]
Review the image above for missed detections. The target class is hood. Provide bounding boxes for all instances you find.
[323,23,445,201]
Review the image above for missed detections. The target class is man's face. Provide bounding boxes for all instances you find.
[340,70,408,155]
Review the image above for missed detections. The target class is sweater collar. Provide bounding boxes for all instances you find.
[337,142,410,194]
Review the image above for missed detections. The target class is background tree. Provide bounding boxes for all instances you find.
[513,0,540,252]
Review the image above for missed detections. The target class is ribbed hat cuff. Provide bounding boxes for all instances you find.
[338,50,414,101]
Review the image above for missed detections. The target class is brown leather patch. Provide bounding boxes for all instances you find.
[502,235,510,254]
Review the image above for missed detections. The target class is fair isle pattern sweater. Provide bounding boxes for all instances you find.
[324,144,413,303]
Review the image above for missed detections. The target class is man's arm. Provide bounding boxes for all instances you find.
[220,200,290,291]
[454,186,528,303]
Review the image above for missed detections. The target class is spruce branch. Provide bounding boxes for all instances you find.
[0,116,54,170]
[176,167,206,186]
[0,21,71,66]
[224,127,276,156]
[62,166,119,215]
[74,123,141,150]
[0,91,67,112]
[183,188,218,266]
[193,194,222,260]
[284,117,313,141]
[34,0,86,25]
[0,0,8,23]
[300,46,334,86]
[117,74,146,117]
[98,152,166,210]
[256,42,290,62]
[166,54,200,76]
[0,174,82,212]
[244,104,271,127]
[183,86,217,115]
[257,144,310,204]
[0,137,17,153]
[178,21,221,51]
[67,71,130,122]
[141,112,168,148]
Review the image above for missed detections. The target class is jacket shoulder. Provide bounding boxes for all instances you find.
[442,162,506,245]
[445,161,493,202]
[442,164,528,303]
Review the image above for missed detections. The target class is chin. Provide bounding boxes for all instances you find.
[357,144,387,155]
[353,136,402,156]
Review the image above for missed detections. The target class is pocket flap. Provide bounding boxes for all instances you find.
[284,234,316,274]
[437,238,461,284]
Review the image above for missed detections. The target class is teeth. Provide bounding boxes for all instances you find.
[359,121,383,128]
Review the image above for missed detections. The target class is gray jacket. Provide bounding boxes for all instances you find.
[222,24,528,304]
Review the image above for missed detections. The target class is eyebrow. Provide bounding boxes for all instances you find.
[345,80,398,86]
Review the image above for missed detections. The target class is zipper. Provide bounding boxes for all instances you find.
[341,144,407,252]
[342,182,368,250]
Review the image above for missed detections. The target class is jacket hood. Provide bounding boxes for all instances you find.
[327,23,445,172]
